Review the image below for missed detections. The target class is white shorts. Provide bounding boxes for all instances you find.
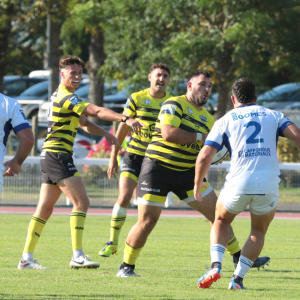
[219,189,279,215]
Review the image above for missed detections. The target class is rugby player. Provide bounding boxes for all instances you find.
[196,77,299,289]
[18,56,143,270]
[99,63,171,257]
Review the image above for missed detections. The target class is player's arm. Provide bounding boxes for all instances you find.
[79,115,120,149]
[107,121,131,179]
[4,128,34,177]
[194,145,217,201]
[282,124,300,151]
[161,125,207,144]
[82,104,144,134]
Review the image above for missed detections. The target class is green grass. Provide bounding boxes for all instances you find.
[1,214,300,299]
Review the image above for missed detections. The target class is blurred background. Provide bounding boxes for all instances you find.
[2,0,300,207]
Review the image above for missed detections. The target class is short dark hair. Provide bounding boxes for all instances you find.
[188,70,211,81]
[150,63,170,76]
[59,56,85,70]
[231,78,256,103]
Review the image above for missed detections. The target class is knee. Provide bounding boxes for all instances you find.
[118,191,133,206]
[142,215,159,230]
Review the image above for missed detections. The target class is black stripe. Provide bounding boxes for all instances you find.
[45,136,74,146]
[127,144,146,152]
[48,129,75,136]
[136,116,156,121]
[148,158,190,171]
[136,107,160,113]
[146,149,196,164]
[52,111,79,118]
[161,109,182,119]
[51,120,71,127]
[53,102,61,108]
[59,94,74,107]
[182,113,210,132]
[179,123,196,132]
[71,212,86,218]
[32,216,46,225]
[162,100,183,112]
[42,147,73,155]
[68,103,75,110]
[149,141,198,157]
[130,137,149,147]
[129,96,137,111]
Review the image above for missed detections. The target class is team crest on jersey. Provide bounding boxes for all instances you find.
[143,99,152,105]
[69,95,82,106]
[187,107,193,114]
[200,115,208,122]
[125,98,130,108]
[152,111,159,118]
[164,104,176,115]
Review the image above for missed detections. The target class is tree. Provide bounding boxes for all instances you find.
[66,0,106,125]
[102,0,300,119]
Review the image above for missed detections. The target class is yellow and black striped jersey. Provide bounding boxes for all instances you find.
[145,95,215,171]
[42,84,89,155]
[123,88,171,156]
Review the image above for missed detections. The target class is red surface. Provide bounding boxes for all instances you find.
[0,206,300,219]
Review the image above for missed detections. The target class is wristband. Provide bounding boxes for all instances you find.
[196,133,203,142]
[121,115,130,123]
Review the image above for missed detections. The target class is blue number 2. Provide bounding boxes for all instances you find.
[244,121,264,144]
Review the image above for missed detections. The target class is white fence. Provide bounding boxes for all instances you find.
[2,156,300,207]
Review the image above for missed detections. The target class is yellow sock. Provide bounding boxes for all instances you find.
[110,215,126,245]
[123,242,143,265]
[23,215,46,254]
[70,211,86,251]
[226,235,241,255]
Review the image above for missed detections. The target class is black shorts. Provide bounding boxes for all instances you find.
[120,151,145,182]
[137,157,211,205]
[40,151,79,185]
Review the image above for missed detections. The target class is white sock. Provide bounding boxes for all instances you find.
[210,244,226,265]
[112,203,128,216]
[73,249,84,259]
[234,255,254,278]
[22,253,33,261]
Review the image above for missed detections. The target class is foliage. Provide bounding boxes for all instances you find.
[277,136,300,163]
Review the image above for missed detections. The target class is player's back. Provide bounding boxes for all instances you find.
[219,104,292,193]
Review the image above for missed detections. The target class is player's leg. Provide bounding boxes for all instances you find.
[116,203,163,277]
[100,153,143,257]
[100,176,137,257]
[230,194,276,290]
[116,157,167,277]
[197,198,236,288]
[58,175,99,269]
[18,183,61,270]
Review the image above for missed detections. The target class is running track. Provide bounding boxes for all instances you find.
[1,206,300,219]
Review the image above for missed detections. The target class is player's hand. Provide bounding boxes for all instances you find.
[126,118,145,135]
[193,181,208,202]
[3,158,21,177]
[104,131,120,148]
[107,157,119,179]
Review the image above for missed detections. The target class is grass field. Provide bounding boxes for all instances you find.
[1,214,300,299]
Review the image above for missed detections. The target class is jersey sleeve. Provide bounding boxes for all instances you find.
[159,99,183,127]
[204,119,224,151]
[11,101,31,134]
[59,94,89,115]
[278,113,294,137]
[123,95,137,118]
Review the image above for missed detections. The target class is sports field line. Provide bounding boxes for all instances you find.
[0,206,299,219]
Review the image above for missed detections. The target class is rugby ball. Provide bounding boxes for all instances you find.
[211,146,229,165]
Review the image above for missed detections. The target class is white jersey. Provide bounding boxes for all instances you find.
[205,104,292,193]
[0,93,30,172]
